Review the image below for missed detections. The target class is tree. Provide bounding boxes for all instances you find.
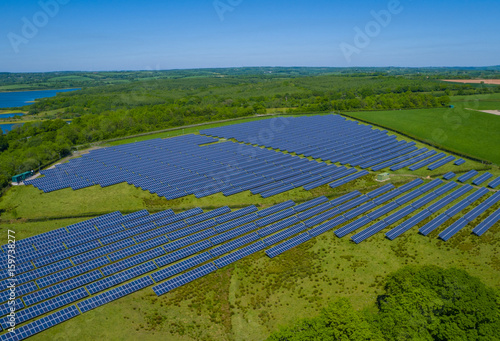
[373,266,500,341]
[267,298,382,341]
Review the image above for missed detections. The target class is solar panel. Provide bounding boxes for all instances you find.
[472,207,500,236]
[215,213,259,233]
[472,172,493,186]
[439,218,469,241]
[209,233,261,257]
[0,287,88,329]
[87,262,157,295]
[152,262,217,296]
[384,206,416,225]
[303,207,341,228]
[256,216,301,237]
[351,220,388,244]
[334,216,371,238]
[343,201,376,220]
[262,223,308,246]
[365,183,395,198]
[155,240,212,267]
[0,305,80,341]
[265,232,311,258]
[210,223,258,245]
[442,172,456,180]
[77,276,154,313]
[419,212,450,236]
[256,200,296,217]
[488,176,500,189]
[215,205,258,224]
[151,252,213,282]
[214,240,266,268]
[101,247,165,276]
[385,209,432,240]
[292,196,329,212]
[457,170,478,182]
[309,216,346,237]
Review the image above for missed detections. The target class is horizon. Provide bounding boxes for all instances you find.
[1,0,500,72]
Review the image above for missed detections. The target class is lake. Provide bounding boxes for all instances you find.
[0,113,24,119]
[0,88,80,108]
[0,123,23,134]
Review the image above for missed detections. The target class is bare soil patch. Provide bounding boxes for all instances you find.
[442,79,500,85]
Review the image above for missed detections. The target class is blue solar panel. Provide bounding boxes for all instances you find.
[152,262,217,296]
[334,216,371,238]
[0,305,80,341]
[365,184,395,198]
[472,207,500,236]
[457,170,478,182]
[386,209,432,240]
[214,213,258,233]
[210,223,258,245]
[337,195,370,213]
[78,276,154,313]
[439,218,469,241]
[265,232,311,258]
[23,270,103,306]
[214,240,266,268]
[255,208,296,227]
[87,262,157,295]
[309,216,346,237]
[303,207,341,227]
[488,176,500,189]
[262,223,308,246]
[256,216,301,237]
[419,212,450,236]
[367,201,400,220]
[101,247,165,276]
[384,206,416,225]
[256,200,296,217]
[292,196,329,212]
[329,190,362,207]
[454,158,466,165]
[0,287,88,329]
[209,233,261,257]
[471,172,493,186]
[215,205,258,223]
[343,201,376,220]
[166,219,216,240]
[442,172,456,180]
[155,240,212,267]
[151,252,213,282]
[351,220,388,244]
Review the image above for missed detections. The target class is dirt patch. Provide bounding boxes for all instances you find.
[465,108,500,116]
[442,79,500,85]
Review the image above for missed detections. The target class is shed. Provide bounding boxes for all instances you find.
[376,173,390,181]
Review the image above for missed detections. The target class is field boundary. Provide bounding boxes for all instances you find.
[340,112,495,166]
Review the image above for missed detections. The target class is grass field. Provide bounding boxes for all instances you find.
[347,103,500,165]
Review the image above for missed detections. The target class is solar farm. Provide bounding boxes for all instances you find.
[2,115,499,340]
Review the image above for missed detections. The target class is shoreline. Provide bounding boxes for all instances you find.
[0,87,81,93]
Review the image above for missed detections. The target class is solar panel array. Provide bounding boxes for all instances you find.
[200,115,466,173]
[25,131,372,199]
[1,175,498,339]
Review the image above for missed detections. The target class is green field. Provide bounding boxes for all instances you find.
[346,97,500,164]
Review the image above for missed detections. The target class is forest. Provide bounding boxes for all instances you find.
[1,68,500,191]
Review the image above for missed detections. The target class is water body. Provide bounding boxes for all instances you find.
[0,113,24,119]
[0,123,23,134]
[0,88,80,108]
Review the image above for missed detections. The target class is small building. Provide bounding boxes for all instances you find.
[12,170,34,183]
[376,173,390,182]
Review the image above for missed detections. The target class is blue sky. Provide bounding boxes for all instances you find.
[1,0,499,72]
